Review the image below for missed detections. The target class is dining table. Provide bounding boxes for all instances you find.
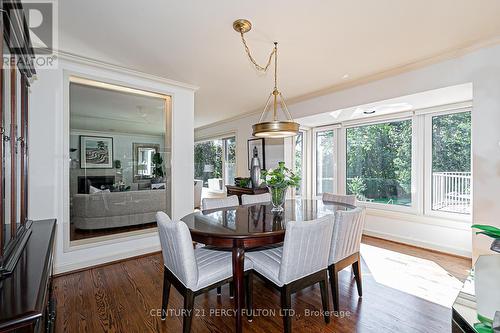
[180,198,356,333]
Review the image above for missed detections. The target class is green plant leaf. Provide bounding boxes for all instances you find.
[472,225,500,237]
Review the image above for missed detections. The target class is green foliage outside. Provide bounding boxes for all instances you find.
[345,112,471,206]
[346,120,412,205]
[194,141,222,183]
[294,133,303,193]
[432,112,471,173]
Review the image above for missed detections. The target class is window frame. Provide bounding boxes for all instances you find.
[294,102,473,222]
[423,108,472,222]
[291,130,308,197]
[342,116,418,214]
[312,125,340,198]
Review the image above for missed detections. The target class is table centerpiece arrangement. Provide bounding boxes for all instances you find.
[261,162,300,212]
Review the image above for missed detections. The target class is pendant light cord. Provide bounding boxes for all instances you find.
[239,32,277,73]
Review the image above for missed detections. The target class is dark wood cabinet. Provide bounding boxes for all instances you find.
[0,0,36,279]
[0,219,57,333]
[226,185,268,204]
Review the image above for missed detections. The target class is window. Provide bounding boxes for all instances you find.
[315,129,335,195]
[294,132,304,195]
[431,111,471,214]
[346,120,412,206]
[224,137,236,185]
[194,136,236,188]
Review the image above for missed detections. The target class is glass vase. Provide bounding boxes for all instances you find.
[268,186,288,212]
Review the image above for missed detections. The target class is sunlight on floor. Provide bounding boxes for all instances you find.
[360,243,463,308]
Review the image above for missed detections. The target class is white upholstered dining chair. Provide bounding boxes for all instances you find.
[328,207,366,311]
[241,193,271,205]
[246,216,335,333]
[156,212,252,333]
[322,192,357,205]
[201,195,239,211]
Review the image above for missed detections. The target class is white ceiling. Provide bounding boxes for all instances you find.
[70,83,166,136]
[57,0,500,128]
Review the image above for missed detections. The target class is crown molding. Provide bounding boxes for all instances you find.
[195,35,500,131]
[53,50,200,91]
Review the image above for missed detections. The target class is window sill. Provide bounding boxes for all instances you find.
[365,207,472,231]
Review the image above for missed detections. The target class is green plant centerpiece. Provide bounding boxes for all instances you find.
[261,162,300,212]
[472,224,500,253]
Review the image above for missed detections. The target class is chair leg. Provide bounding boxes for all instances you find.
[216,286,222,296]
[161,269,171,320]
[183,290,195,333]
[328,264,340,312]
[245,272,253,322]
[352,256,363,297]
[319,271,331,324]
[229,281,234,299]
[280,285,292,333]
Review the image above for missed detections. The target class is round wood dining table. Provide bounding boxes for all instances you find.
[181,198,356,333]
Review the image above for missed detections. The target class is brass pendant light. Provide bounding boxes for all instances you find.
[233,19,299,138]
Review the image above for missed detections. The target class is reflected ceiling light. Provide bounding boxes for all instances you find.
[233,19,299,138]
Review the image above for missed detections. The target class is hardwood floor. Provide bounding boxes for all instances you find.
[52,236,471,333]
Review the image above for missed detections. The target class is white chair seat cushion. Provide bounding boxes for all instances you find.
[194,247,253,291]
[246,246,284,287]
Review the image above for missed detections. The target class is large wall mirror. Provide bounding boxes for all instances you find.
[68,77,172,245]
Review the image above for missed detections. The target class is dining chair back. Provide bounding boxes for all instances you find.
[322,192,356,205]
[279,216,334,284]
[327,207,366,311]
[157,212,198,289]
[329,207,365,264]
[241,193,271,205]
[201,195,239,211]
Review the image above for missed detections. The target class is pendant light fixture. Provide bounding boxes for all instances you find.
[233,19,299,138]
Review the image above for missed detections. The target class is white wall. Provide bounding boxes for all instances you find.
[29,56,195,273]
[195,113,285,177]
[197,44,500,259]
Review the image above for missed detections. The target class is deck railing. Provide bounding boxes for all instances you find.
[432,172,471,214]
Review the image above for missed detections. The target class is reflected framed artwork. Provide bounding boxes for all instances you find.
[80,135,114,169]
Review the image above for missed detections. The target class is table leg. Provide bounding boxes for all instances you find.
[232,242,245,333]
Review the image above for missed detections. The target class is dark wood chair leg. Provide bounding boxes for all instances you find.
[328,264,340,312]
[229,281,234,299]
[183,290,195,333]
[161,269,171,320]
[216,286,222,296]
[280,285,292,333]
[352,256,362,297]
[319,272,331,324]
[245,272,253,321]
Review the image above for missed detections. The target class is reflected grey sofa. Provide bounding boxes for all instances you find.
[72,189,167,230]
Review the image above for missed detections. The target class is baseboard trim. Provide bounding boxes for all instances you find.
[363,229,472,258]
[54,245,161,275]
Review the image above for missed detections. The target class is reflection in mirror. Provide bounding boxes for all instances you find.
[69,78,171,244]
[16,56,23,230]
[133,143,160,180]
[2,48,12,248]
